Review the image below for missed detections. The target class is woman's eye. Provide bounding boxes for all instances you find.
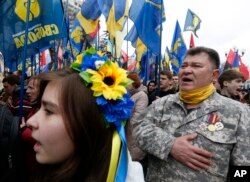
[44,109,53,115]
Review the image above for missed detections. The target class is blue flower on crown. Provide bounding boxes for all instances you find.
[96,94,134,127]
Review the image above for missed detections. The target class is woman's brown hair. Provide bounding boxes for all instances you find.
[127,72,141,88]
[35,68,113,182]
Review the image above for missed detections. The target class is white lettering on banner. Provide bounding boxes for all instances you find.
[13,24,59,48]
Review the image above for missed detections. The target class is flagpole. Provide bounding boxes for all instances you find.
[31,55,33,76]
[19,0,31,117]
[38,52,41,74]
[97,20,100,50]
[126,16,129,69]
[156,0,163,96]
[0,52,5,74]
[34,54,36,75]
[145,49,149,85]
[114,38,117,62]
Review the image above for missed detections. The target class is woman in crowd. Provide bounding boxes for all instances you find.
[126,73,148,176]
[26,48,144,182]
[147,80,156,105]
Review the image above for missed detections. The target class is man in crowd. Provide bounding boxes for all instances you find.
[158,70,176,98]
[133,47,250,181]
[1,75,20,105]
[218,69,245,102]
[2,75,31,117]
[172,72,179,92]
[148,71,177,103]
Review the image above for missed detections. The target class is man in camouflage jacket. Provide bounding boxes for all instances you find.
[133,47,250,182]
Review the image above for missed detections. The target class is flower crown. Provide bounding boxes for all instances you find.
[71,47,134,127]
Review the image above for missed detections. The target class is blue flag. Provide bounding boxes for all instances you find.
[0,0,68,69]
[129,0,165,56]
[232,51,240,68]
[124,26,138,48]
[139,52,148,81]
[184,9,201,37]
[78,0,101,35]
[70,18,85,55]
[98,0,129,38]
[124,25,147,63]
[170,20,187,74]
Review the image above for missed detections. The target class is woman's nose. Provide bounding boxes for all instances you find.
[26,110,40,129]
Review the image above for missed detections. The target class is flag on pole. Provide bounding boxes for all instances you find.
[170,20,187,74]
[57,47,63,69]
[184,9,201,37]
[232,51,240,68]
[239,56,249,80]
[124,25,147,63]
[129,0,166,55]
[70,18,85,54]
[121,49,128,64]
[98,0,129,38]
[0,0,68,68]
[106,39,113,55]
[115,18,129,59]
[189,33,195,48]
[223,49,236,71]
[77,0,101,35]
[223,49,249,80]
[124,26,138,48]
[40,49,51,67]
[127,56,136,72]
[163,46,171,70]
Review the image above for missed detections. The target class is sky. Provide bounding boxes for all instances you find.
[93,0,250,67]
[162,0,250,67]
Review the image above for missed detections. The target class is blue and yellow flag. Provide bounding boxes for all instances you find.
[129,0,166,56]
[184,9,201,37]
[0,0,68,69]
[98,0,129,38]
[124,25,147,63]
[163,46,171,71]
[170,20,187,74]
[139,50,157,84]
[78,0,101,35]
[70,18,85,55]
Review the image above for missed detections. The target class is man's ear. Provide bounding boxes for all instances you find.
[223,80,229,87]
[212,69,219,80]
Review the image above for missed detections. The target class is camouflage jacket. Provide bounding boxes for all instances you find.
[133,92,250,182]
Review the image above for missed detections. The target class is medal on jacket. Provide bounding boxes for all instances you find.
[208,124,216,132]
[214,122,224,130]
[200,113,224,132]
[199,123,207,131]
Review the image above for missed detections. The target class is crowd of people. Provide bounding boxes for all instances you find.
[0,46,250,181]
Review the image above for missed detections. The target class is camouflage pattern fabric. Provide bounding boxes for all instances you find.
[133,92,250,182]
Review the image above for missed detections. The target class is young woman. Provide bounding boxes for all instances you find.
[26,49,144,182]
[27,68,114,181]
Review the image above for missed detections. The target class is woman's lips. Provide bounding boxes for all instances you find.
[33,141,41,152]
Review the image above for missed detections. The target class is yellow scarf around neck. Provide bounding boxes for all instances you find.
[179,84,215,104]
